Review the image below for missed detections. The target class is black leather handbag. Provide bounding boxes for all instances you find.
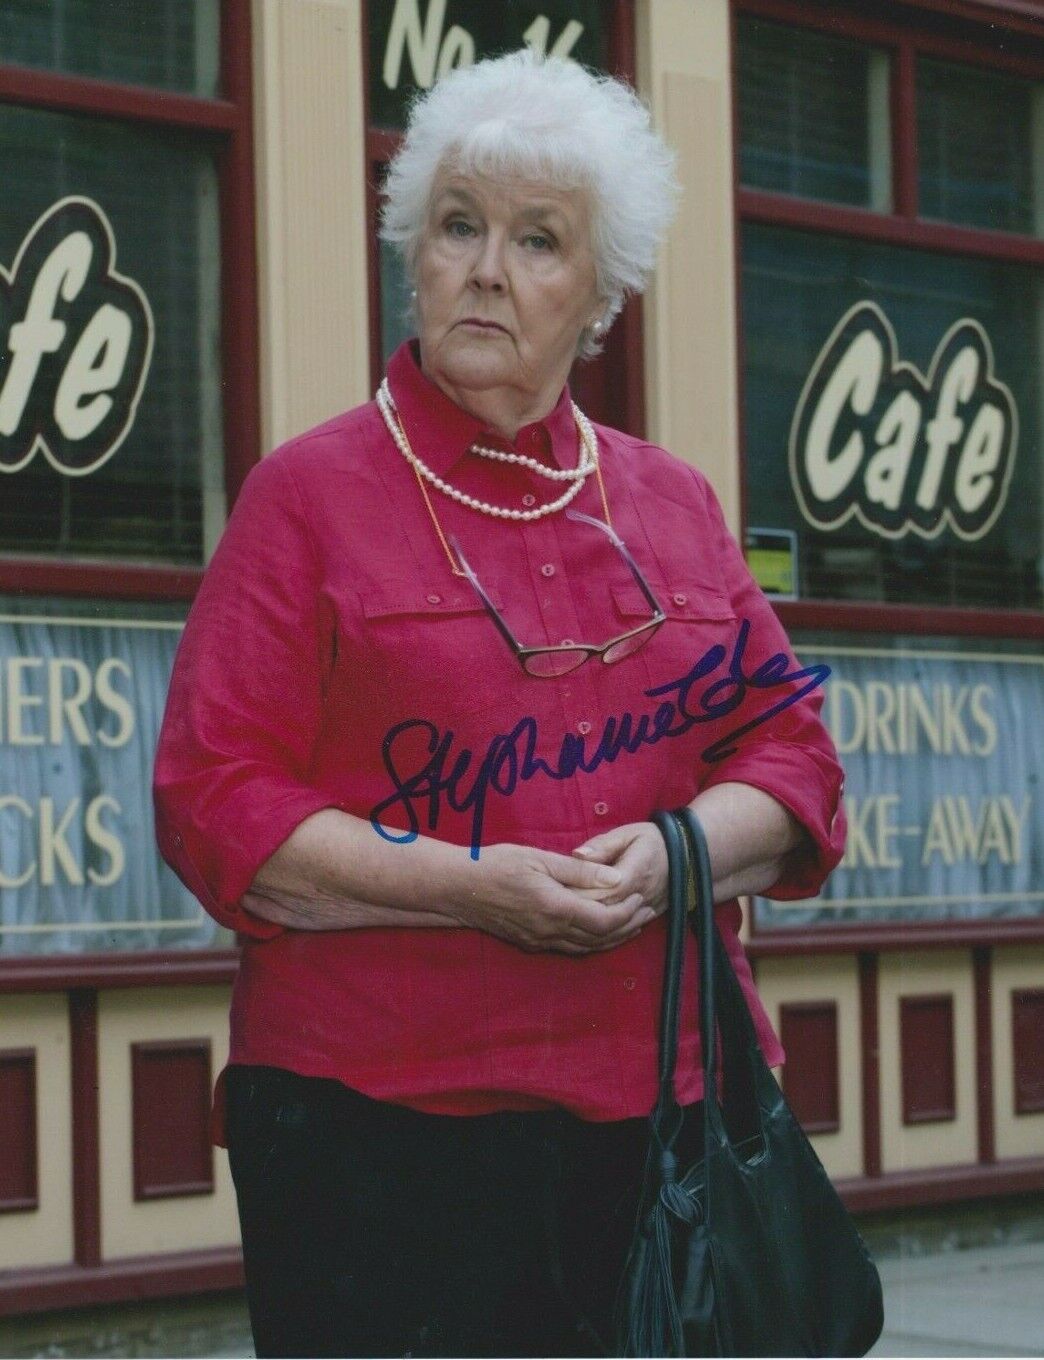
[615,807,884,1357]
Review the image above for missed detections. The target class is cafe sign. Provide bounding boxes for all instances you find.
[789,302,1017,542]
[0,196,153,478]
[755,641,1043,930]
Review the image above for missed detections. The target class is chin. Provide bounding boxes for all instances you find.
[438,345,515,390]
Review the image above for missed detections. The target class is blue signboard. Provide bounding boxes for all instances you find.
[755,636,1043,929]
[0,604,227,954]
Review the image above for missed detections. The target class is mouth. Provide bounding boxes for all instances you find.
[457,318,508,333]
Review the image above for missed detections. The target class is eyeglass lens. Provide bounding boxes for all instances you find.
[523,648,591,678]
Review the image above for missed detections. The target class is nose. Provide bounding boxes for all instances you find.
[468,229,507,294]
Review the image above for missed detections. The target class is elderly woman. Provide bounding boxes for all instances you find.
[155,50,844,1359]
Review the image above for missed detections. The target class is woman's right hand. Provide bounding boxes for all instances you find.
[450,842,656,955]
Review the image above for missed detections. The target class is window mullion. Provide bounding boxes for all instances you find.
[892,39,919,219]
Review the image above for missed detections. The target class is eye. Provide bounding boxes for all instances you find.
[445,217,476,239]
[523,232,555,252]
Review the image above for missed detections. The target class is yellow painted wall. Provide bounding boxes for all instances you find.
[755,955,864,1179]
[252,0,372,450]
[0,994,73,1270]
[636,0,741,533]
[878,951,978,1173]
[992,945,1044,1160]
[97,987,238,1260]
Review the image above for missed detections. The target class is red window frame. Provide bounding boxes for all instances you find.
[0,0,259,604]
[731,0,1044,643]
[360,0,646,439]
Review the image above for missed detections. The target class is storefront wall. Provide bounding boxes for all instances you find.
[727,0,1044,1206]
[0,0,1040,1318]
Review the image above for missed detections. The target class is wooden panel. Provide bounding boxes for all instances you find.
[98,987,237,1260]
[989,947,1044,1159]
[1012,989,1044,1115]
[900,994,956,1125]
[0,1049,38,1212]
[0,994,74,1270]
[780,1002,839,1133]
[131,1041,214,1201]
[70,990,100,1266]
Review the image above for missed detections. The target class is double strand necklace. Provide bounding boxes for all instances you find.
[376,378,598,522]
[376,380,612,577]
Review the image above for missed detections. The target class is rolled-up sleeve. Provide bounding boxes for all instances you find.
[153,452,336,937]
[692,470,846,900]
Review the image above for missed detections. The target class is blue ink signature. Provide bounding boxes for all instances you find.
[369,619,830,860]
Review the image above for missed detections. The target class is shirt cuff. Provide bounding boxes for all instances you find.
[699,745,845,900]
[156,782,340,939]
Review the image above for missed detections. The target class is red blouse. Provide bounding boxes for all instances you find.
[154,341,845,1133]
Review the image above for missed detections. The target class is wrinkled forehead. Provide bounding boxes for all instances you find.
[427,163,595,229]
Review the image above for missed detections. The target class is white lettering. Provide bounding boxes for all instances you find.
[0,232,91,436]
[0,795,36,888]
[54,303,132,440]
[94,658,135,748]
[805,328,882,503]
[917,345,977,511]
[85,794,125,886]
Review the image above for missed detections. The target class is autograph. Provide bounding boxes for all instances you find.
[369,619,830,859]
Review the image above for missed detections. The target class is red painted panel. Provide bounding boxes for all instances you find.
[900,993,957,1124]
[131,1040,214,1201]
[0,1049,38,1212]
[70,990,100,1266]
[780,1001,840,1133]
[1012,989,1044,1115]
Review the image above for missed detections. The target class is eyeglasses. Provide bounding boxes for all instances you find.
[450,510,667,677]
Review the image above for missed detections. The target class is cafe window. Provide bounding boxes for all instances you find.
[737,17,891,211]
[0,0,252,575]
[0,0,220,96]
[364,0,641,433]
[735,6,1044,617]
[0,0,253,954]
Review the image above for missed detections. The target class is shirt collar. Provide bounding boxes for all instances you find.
[384,340,578,478]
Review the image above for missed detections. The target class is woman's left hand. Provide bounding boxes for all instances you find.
[571,823,669,917]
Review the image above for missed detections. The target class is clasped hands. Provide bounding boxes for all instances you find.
[459,822,669,956]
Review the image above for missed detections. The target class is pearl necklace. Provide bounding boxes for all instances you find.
[377,379,598,522]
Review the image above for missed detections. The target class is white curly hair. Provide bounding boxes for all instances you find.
[380,48,679,359]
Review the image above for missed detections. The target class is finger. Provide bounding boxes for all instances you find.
[559,892,647,942]
[571,904,658,952]
[545,850,623,894]
[571,826,634,863]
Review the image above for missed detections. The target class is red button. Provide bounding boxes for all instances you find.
[594,801,609,816]
[541,563,556,577]
[561,638,575,647]
[426,593,441,604]
[577,720,592,735]
[672,593,688,607]
[623,977,637,991]
[522,493,537,507]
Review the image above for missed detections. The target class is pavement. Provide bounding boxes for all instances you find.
[2,1236,1042,1356]
[208,1239,1044,1360]
[868,1239,1044,1358]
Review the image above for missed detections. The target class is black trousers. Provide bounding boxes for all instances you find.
[225,1065,700,1358]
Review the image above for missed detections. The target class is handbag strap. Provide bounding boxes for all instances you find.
[674,807,765,1133]
[648,811,694,1160]
[672,809,718,1095]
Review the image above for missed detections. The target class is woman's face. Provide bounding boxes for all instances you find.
[415,167,604,432]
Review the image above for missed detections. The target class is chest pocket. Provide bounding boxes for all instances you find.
[355,580,507,723]
[610,577,737,692]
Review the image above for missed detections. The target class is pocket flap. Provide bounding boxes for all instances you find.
[361,581,502,619]
[611,579,734,623]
